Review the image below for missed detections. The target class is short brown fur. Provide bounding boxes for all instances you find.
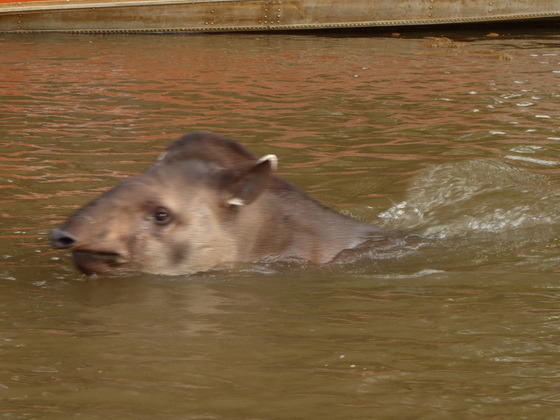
[51,132,402,275]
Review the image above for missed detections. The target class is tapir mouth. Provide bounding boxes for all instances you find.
[71,250,129,275]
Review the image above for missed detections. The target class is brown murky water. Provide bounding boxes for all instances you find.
[1,27,560,418]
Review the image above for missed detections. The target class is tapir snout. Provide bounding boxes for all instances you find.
[51,229,129,275]
[51,131,398,276]
[50,229,78,250]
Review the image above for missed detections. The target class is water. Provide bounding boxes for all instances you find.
[1,28,560,418]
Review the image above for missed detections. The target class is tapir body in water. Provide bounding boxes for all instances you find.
[51,132,404,275]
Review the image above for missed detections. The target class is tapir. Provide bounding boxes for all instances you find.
[51,131,404,275]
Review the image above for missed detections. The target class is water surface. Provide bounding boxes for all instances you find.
[1,29,559,418]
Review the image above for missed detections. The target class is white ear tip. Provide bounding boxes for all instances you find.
[227,197,245,206]
[258,154,278,171]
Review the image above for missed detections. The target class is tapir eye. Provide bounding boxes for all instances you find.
[153,207,172,225]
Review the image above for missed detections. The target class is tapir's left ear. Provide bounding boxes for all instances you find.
[220,154,278,206]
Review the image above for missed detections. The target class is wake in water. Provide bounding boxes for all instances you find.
[331,159,560,275]
[377,159,560,241]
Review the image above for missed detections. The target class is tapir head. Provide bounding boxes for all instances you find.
[51,132,278,275]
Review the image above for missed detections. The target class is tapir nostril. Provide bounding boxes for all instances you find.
[50,229,78,249]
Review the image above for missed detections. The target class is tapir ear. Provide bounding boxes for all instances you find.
[220,154,278,206]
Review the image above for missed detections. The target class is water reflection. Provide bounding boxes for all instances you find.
[5,269,560,417]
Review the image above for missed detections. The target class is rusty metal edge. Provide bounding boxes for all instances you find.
[1,15,559,34]
[1,0,559,34]
[0,0,219,13]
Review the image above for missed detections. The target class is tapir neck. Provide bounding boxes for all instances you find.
[235,186,384,264]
